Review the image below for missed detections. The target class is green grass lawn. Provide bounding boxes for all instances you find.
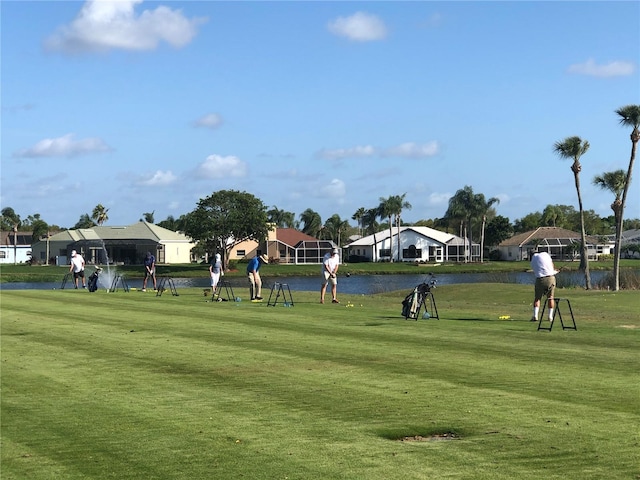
[1,284,639,479]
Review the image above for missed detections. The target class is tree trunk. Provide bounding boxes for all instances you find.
[573,169,591,289]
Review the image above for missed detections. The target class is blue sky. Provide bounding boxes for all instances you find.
[2,1,639,229]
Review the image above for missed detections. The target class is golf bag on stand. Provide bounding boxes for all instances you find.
[88,267,102,292]
[401,273,439,320]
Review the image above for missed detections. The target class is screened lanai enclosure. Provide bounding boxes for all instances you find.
[265,239,338,264]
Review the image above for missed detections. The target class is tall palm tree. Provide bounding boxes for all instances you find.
[1,207,21,265]
[377,196,395,261]
[475,194,500,263]
[299,208,322,237]
[352,207,366,237]
[141,211,155,223]
[388,194,412,262]
[324,214,350,247]
[613,104,640,290]
[362,208,379,236]
[553,136,591,289]
[542,204,564,227]
[91,204,109,226]
[444,187,498,263]
[267,206,296,228]
[593,170,626,287]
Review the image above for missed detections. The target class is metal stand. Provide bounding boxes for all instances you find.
[109,275,130,293]
[267,282,294,307]
[61,273,72,289]
[538,297,576,331]
[156,276,178,296]
[212,280,235,302]
[403,290,439,320]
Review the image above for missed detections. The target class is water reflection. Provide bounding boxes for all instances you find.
[0,270,616,294]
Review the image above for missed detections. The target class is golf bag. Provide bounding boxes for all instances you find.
[401,274,438,320]
[88,267,102,292]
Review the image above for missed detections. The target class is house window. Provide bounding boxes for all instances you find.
[236,249,246,257]
[402,245,422,258]
[380,249,391,257]
[0,251,6,259]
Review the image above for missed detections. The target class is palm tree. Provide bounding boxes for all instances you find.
[377,196,395,261]
[141,211,155,223]
[444,187,499,263]
[299,208,322,237]
[593,170,625,284]
[614,104,640,291]
[475,194,500,263]
[553,136,591,289]
[388,194,412,262]
[352,207,366,237]
[267,206,296,228]
[91,204,109,226]
[542,205,564,227]
[362,208,379,236]
[1,207,21,265]
[324,214,350,247]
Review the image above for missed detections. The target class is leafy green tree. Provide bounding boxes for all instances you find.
[553,136,591,289]
[299,208,322,237]
[542,205,564,227]
[513,212,543,233]
[73,214,97,229]
[484,215,513,247]
[91,204,109,226]
[183,190,268,268]
[613,104,640,291]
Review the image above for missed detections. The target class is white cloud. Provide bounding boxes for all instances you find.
[320,178,347,198]
[13,133,112,158]
[318,142,439,160]
[193,113,223,130]
[45,0,207,54]
[138,170,177,186]
[567,58,635,78]
[196,154,248,179]
[317,145,376,161]
[327,12,387,42]
[382,141,440,158]
[428,192,451,206]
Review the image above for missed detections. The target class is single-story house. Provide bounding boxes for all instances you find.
[495,226,612,261]
[345,226,480,263]
[30,222,193,265]
[604,229,640,259]
[0,231,33,264]
[227,227,338,264]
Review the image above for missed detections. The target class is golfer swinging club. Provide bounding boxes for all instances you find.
[142,251,157,292]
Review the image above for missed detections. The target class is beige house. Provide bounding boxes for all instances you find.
[496,226,611,261]
[227,227,336,264]
[30,222,193,265]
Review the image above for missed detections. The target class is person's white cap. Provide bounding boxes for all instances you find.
[332,248,339,254]
[71,250,77,256]
[215,253,221,260]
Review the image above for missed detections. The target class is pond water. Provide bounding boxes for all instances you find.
[0,270,618,294]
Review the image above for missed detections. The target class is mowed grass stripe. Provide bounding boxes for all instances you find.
[2,286,639,479]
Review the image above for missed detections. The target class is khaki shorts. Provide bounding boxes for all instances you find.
[322,271,337,286]
[535,275,556,301]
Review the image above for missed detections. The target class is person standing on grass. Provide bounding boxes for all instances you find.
[320,248,340,304]
[530,248,559,322]
[142,251,157,292]
[247,253,268,301]
[69,250,86,289]
[209,253,224,296]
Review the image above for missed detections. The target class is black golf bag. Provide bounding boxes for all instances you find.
[401,274,438,320]
[88,267,101,292]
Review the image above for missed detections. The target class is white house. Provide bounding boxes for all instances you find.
[345,226,480,263]
[0,231,32,264]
